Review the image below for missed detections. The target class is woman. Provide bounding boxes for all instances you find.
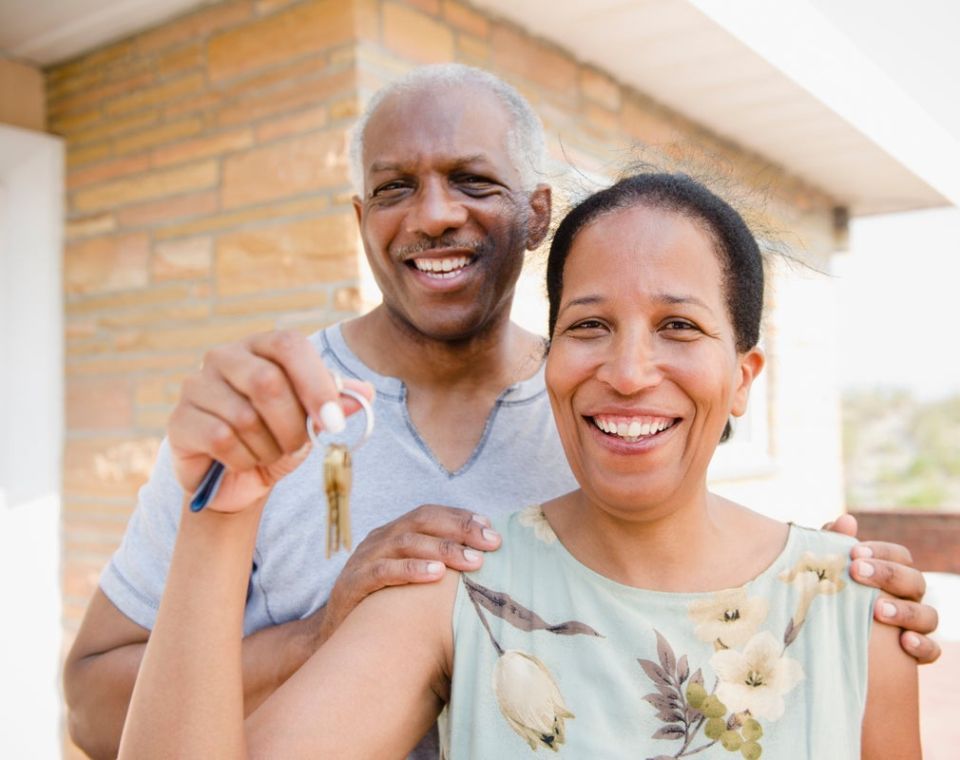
[119,173,919,759]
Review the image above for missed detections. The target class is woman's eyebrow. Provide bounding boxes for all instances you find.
[557,292,713,318]
[556,295,604,318]
[655,293,712,311]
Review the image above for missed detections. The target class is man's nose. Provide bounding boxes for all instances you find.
[596,331,663,395]
[406,180,469,238]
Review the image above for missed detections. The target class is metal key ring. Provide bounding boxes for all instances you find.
[306,387,374,451]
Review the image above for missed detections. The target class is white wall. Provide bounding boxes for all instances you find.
[711,256,845,528]
[0,123,64,757]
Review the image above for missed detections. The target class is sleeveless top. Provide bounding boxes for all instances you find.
[439,507,877,759]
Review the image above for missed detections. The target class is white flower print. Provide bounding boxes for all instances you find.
[711,631,804,721]
[779,552,846,626]
[688,587,769,648]
[518,504,558,544]
[493,650,574,752]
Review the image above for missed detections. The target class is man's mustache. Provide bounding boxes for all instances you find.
[394,237,487,258]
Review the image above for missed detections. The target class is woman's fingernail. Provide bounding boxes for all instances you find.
[904,633,921,650]
[471,514,491,527]
[853,545,873,559]
[463,548,482,563]
[481,528,499,543]
[880,601,897,619]
[425,561,444,576]
[856,560,875,578]
[320,401,345,433]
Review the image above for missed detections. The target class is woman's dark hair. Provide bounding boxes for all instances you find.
[546,172,764,442]
[547,172,764,352]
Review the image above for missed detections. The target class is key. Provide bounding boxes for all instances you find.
[324,442,352,557]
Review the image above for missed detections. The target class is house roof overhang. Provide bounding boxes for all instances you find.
[2,0,957,216]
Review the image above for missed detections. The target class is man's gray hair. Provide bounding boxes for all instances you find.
[348,63,547,194]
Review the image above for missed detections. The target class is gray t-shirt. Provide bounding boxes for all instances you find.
[100,323,577,755]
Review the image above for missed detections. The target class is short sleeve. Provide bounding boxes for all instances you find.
[98,438,184,630]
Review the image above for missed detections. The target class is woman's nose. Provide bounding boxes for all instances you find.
[596,332,663,395]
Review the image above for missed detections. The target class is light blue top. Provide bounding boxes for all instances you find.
[101,324,576,637]
[441,508,877,759]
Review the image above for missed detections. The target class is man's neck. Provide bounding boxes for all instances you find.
[341,305,545,395]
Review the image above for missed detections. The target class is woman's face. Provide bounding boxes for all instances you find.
[546,204,764,518]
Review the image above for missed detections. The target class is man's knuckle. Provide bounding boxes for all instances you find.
[394,531,417,552]
[438,539,457,559]
[369,560,392,585]
[411,505,433,526]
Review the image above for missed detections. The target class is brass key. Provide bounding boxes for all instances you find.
[307,382,373,558]
[324,443,352,557]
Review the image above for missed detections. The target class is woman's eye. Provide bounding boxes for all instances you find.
[662,319,701,336]
[568,319,605,332]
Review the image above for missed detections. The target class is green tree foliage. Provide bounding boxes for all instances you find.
[842,389,960,510]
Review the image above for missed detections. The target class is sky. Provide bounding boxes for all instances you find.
[833,206,960,401]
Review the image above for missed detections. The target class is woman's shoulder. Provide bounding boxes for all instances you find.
[465,505,559,586]
[787,522,859,553]
[482,504,559,548]
[775,523,877,608]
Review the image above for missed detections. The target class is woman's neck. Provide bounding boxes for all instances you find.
[543,490,787,593]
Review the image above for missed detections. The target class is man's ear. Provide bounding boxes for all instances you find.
[352,195,363,225]
[525,184,552,250]
[731,346,765,418]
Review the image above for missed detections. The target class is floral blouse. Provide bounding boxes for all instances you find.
[439,507,877,759]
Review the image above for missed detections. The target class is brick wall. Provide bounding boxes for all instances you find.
[50,1,366,654]
[48,2,841,755]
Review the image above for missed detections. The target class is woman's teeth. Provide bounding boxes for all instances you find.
[412,256,471,278]
[592,415,674,441]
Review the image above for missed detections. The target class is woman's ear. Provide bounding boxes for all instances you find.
[731,346,765,418]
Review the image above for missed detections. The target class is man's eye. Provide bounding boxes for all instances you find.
[371,180,409,196]
[456,175,497,191]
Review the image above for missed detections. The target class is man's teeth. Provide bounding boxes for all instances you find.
[413,256,471,277]
[592,416,673,440]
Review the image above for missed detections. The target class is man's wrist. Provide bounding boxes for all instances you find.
[294,603,329,666]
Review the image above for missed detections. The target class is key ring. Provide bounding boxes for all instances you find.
[306,387,374,450]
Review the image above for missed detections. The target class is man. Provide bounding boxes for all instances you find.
[64,64,938,759]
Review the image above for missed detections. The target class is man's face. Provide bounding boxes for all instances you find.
[353,84,550,342]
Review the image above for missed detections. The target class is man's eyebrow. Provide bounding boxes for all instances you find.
[368,160,404,175]
[367,154,492,175]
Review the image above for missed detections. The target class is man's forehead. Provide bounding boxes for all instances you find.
[362,85,513,174]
